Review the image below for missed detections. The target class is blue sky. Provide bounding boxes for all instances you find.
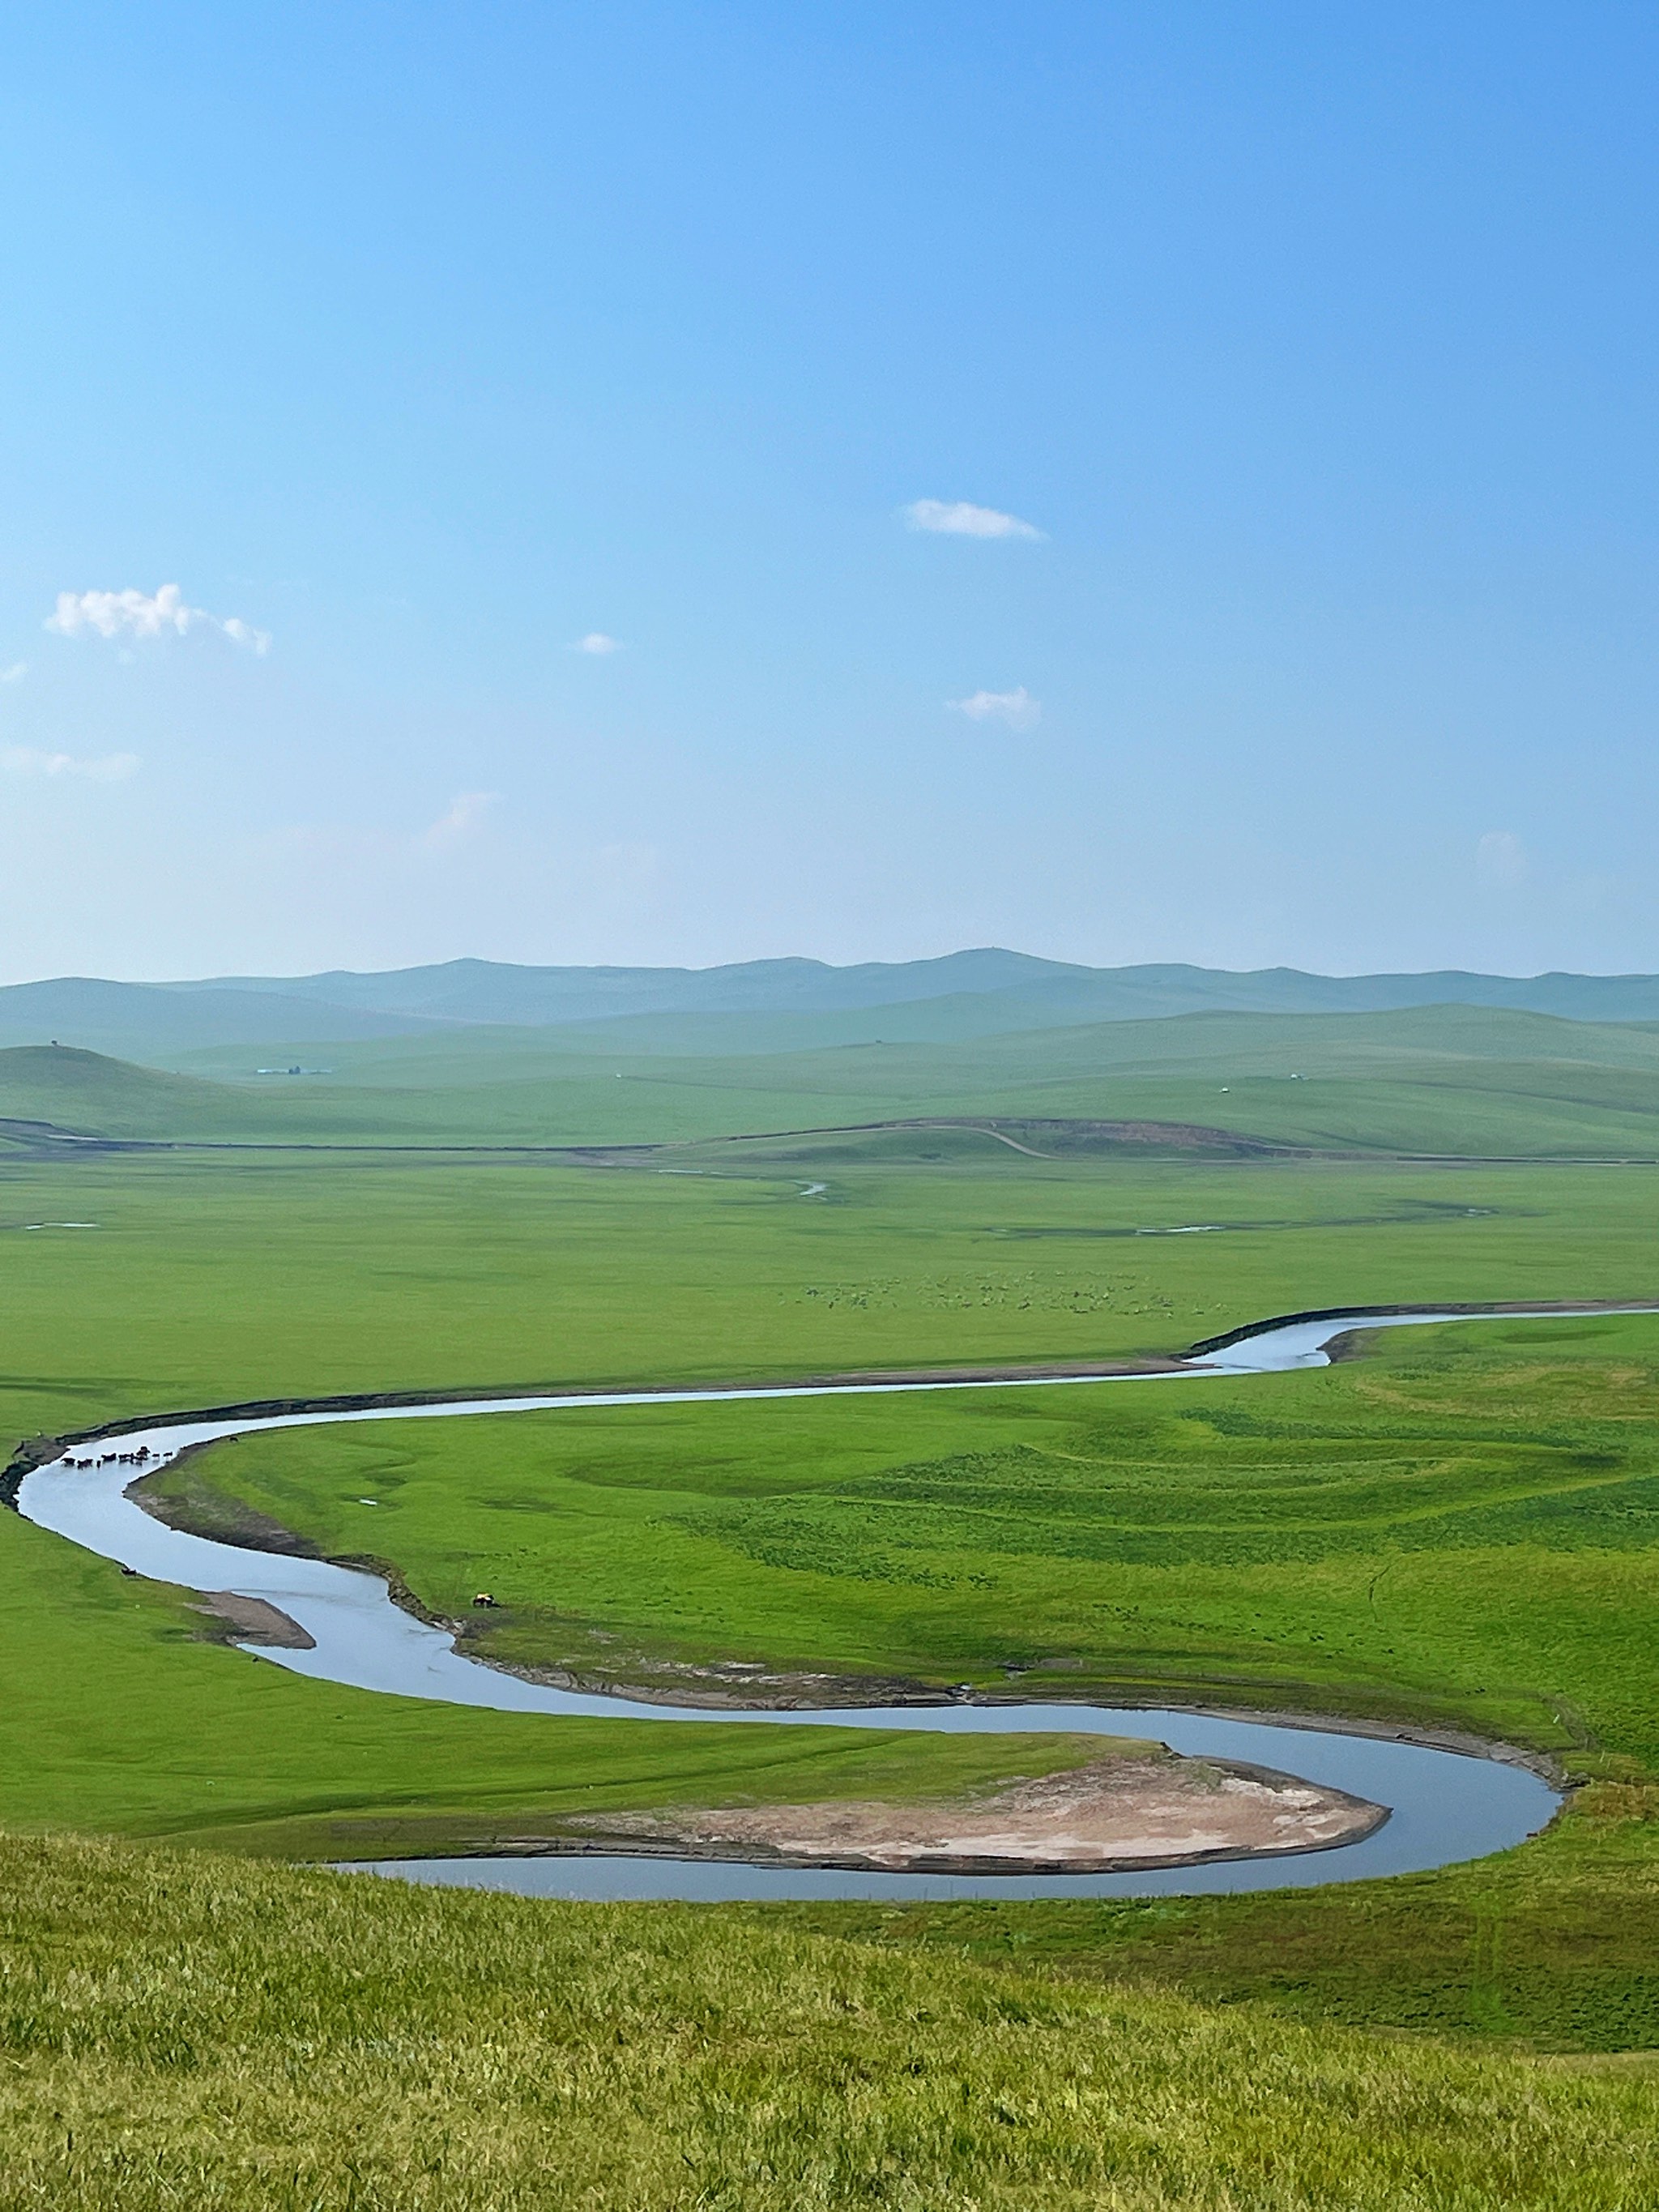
[2,2,1656,980]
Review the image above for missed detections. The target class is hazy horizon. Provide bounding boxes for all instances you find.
[11,946,1659,993]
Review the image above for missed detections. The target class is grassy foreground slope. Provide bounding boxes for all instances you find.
[2,1828,1656,2212]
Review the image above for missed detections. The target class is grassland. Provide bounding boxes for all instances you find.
[6,1100,1659,2196]
[140,1316,1659,2053]
[3,1148,1658,1854]
[3,1147,1658,1456]
[0,1475,1102,1850]
[2,1826,1655,2212]
[15,998,1659,1155]
[158,1315,1659,1766]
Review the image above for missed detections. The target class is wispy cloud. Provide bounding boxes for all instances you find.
[571,632,621,655]
[0,661,26,685]
[2,745,139,783]
[46,584,271,655]
[949,685,1042,731]
[595,839,659,892]
[1476,829,1528,888]
[905,498,1044,540]
[418,790,497,852]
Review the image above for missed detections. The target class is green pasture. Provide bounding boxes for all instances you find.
[12,998,1659,1154]
[0,1139,1575,1851]
[139,1312,1659,2052]
[0,1479,1100,1848]
[2,1148,1657,1459]
[4,1134,1659,2082]
[6,1830,1654,2212]
[161,1315,1659,1766]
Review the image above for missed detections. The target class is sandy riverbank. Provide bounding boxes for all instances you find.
[522,1753,1386,1875]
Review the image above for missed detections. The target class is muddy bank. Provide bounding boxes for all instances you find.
[191,1591,316,1650]
[136,1452,322,1558]
[489,1755,1385,1875]
[467,1645,970,1711]
[1187,1298,1658,1359]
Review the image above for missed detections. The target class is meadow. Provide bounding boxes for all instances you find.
[139,1314,1659,2051]
[12,1144,1647,1851]
[14,997,1659,1154]
[6,1828,1655,2212]
[3,1145,1658,1457]
[157,1314,1659,1768]
[4,1081,1659,2201]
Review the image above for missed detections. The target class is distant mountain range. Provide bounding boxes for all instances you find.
[6,950,1659,1061]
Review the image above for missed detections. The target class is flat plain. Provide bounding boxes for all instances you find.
[4,1014,1659,2206]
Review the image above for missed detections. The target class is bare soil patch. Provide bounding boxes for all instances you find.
[554,1753,1384,1874]
[190,1591,316,1650]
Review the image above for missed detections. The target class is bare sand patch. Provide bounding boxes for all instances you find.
[190,1591,316,1650]
[560,1753,1385,1874]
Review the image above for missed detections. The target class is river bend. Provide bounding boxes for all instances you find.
[20,1305,1643,1901]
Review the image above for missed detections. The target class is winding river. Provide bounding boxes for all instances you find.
[18,1305,1644,1902]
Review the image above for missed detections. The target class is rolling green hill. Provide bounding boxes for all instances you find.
[15,952,1659,1065]
[167,949,1659,1028]
[0,1047,284,1143]
[10,1003,1659,1157]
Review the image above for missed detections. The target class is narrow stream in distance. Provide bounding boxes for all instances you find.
[20,1305,1644,1902]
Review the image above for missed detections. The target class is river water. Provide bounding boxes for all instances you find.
[19,1305,1640,1901]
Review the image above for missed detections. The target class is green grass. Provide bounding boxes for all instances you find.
[3,1148,1658,1457]
[0,1433,1103,1853]
[8,1140,1659,2082]
[2,1826,1655,2212]
[10,1042,1659,2197]
[149,1314,1659,2049]
[160,1314,1659,1770]
[0,1046,281,1142]
[20,1000,1659,1154]
[3,1148,1658,1851]
[772,1780,1659,2056]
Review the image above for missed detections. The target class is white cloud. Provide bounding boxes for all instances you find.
[904,498,1044,540]
[2,745,139,783]
[571,632,621,655]
[949,685,1042,732]
[419,790,497,852]
[1476,829,1528,888]
[0,661,26,684]
[46,584,271,655]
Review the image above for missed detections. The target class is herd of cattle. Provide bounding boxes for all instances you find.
[59,1445,175,1470]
